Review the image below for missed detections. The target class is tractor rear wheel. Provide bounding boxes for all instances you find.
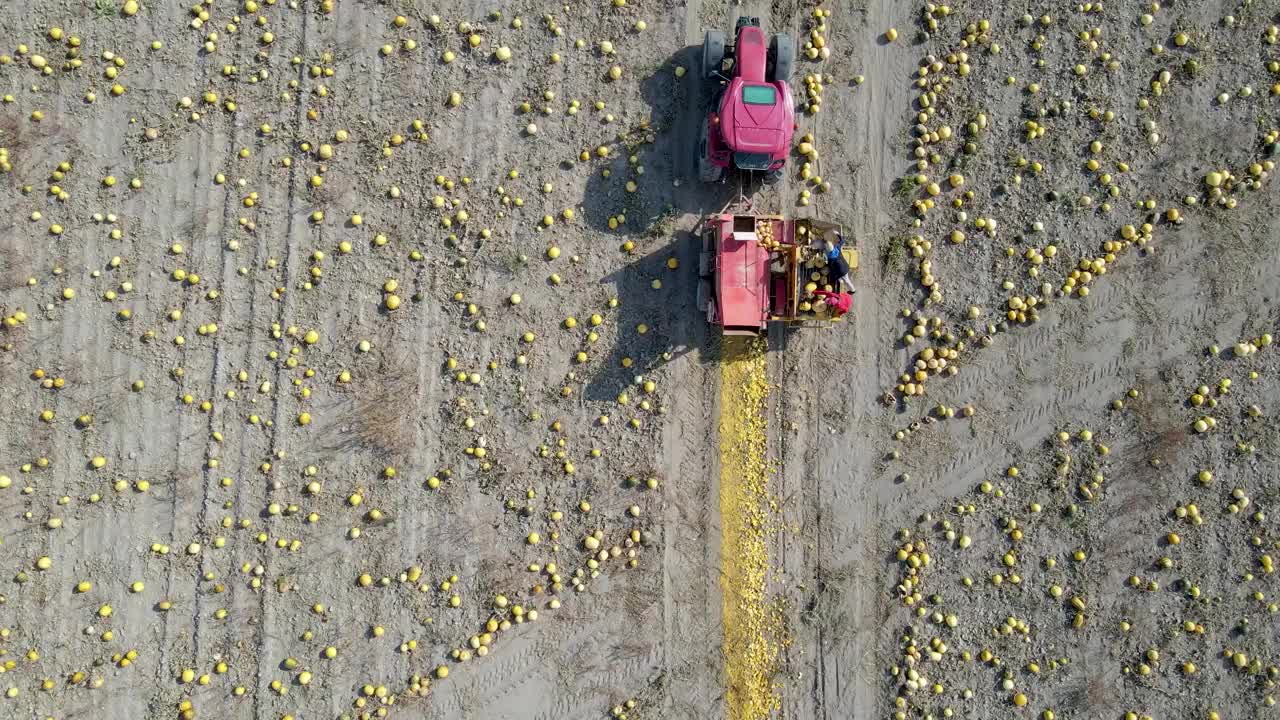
[701,156,721,181]
[702,30,725,79]
[697,118,723,183]
[697,279,712,312]
[699,157,723,183]
[768,34,795,83]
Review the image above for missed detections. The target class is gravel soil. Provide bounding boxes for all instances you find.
[0,1,1277,720]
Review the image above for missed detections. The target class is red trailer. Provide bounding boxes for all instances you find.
[697,212,855,336]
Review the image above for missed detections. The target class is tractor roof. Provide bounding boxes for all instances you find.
[717,78,794,157]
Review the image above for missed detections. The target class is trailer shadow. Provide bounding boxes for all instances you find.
[583,233,716,402]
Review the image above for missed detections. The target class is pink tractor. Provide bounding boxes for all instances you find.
[699,17,796,184]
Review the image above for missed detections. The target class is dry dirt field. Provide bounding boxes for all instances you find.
[1,1,1279,720]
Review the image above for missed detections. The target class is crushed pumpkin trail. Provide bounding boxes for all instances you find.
[717,335,782,720]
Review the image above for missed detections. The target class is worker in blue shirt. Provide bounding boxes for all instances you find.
[823,231,856,293]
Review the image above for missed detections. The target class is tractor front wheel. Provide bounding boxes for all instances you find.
[767,34,795,83]
[702,30,726,79]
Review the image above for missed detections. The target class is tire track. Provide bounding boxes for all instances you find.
[249,5,313,717]
[893,210,1280,516]
[805,0,900,717]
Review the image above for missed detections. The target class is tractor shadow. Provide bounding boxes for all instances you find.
[577,45,742,403]
[579,38,813,400]
[578,45,741,238]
